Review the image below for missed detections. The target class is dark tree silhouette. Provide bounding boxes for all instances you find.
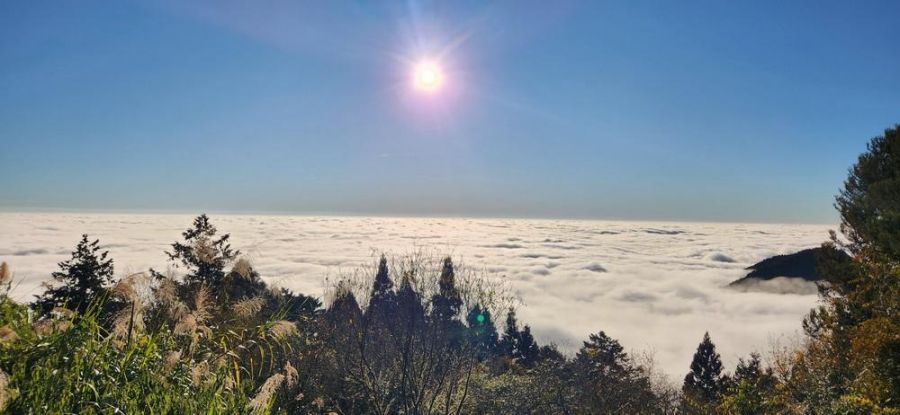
[835,124,900,260]
[164,214,238,289]
[517,325,541,366]
[683,332,725,408]
[498,308,520,357]
[497,308,540,366]
[396,276,426,332]
[367,255,397,323]
[430,257,462,324]
[572,331,656,411]
[326,285,362,327]
[34,234,114,315]
[733,353,767,384]
[466,304,498,359]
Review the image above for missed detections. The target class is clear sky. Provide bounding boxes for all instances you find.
[1,1,898,223]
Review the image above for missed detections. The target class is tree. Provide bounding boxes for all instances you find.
[498,308,520,358]
[497,309,540,367]
[835,125,900,260]
[367,255,397,324]
[720,353,778,414]
[430,257,462,324]
[571,331,657,412]
[517,325,540,367]
[785,125,900,410]
[34,234,114,315]
[683,332,725,410]
[164,214,239,290]
[466,304,498,360]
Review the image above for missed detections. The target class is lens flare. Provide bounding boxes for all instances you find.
[412,60,444,92]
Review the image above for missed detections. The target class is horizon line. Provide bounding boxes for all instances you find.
[0,205,839,227]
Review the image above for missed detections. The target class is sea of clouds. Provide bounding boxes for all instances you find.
[0,212,832,378]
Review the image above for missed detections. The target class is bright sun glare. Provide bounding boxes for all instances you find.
[412,60,444,93]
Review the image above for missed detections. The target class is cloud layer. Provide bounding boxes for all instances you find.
[0,212,831,378]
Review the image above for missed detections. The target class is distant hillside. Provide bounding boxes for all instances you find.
[729,247,851,292]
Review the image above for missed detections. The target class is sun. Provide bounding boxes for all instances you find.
[412,60,444,93]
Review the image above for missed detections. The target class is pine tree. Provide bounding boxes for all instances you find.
[34,234,114,315]
[327,283,362,327]
[396,277,425,332]
[572,331,656,412]
[430,257,462,324]
[794,125,900,409]
[720,353,778,414]
[498,308,520,357]
[367,255,397,323]
[574,331,632,377]
[165,214,238,289]
[733,353,764,384]
[835,124,900,260]
[517,325,540,366]
[466,304,498,359]
[683,332,725,407]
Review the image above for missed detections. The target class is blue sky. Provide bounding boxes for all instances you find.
[1,1,897,223]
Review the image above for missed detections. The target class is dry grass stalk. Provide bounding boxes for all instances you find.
[194,238,216,265]
[163,350,182,372]
[0,326,17,344]
[268,320,298,339]
[284,361,298,390]
[0,262,10,286]
[247,373,285,414]
[190,360,210,387]
[234,296,265,319]
[233,258,253,279]
[192,285,212,324]
[33,319,72,336]
[0,368,9,411]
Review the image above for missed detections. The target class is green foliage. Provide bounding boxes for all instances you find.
[835,125,900,260]
[34,234,114,316]
[164,213,239,290]
[572,331,659,413]
[498,308,540,367]
[682,332,726,412]
[0,299,252,414]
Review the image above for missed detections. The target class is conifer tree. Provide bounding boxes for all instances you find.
[572,331,656,411]
[466,304,498,359]
[683,332,725,407]
[34,234,114,315]
[165,214,238,289]
[835,125,900,260]
[396,276,425,332]
[430,257,462,324]
[796,125,900,408]
[327,284,362,327]
[517,325,541,366]
[498,308,520,357]
[367,255,397,323]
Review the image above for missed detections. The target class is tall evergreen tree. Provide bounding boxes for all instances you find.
[165,214,238,289]
[396,276,425,331]
[326,284,362,327]
[497,308,540,366]
[430,257,462,323]
[795,125,900,409]
[34,234,114,315]
[572,331,656,411]
[466,304,498,359]
[683,332,725,407]
[835,125,900,260]
[517,325,541,366]
[498,308,520,357]
[367,255,397,323]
